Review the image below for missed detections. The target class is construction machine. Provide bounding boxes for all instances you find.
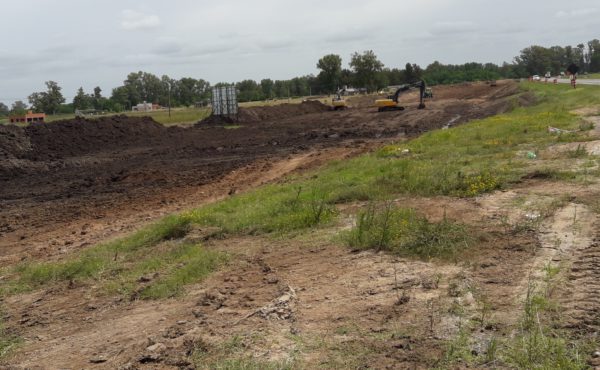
[331,88,348,110]
[375,80,426,112]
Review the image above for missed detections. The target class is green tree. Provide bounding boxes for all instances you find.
[588,39,600,72]
[0,102,8,117]
[10,101,27,114]
[28,81,65,114]
[339,68,354,87]
[73,87,93,110]
[317,54,342,93]
[384,68,405,85]
[404,63,415,83]
[260,79,274,99]
[236,79,262,102]
[193,79,211,104]
[110,86,130,111]
[350,50,384,92]
[177,77,197,106]
[576,44,586,72]
[273,80,289,98]
[515,46,554,75]
[92,86,108,110]
[404,63,423,83]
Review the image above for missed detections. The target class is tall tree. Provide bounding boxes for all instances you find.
[515,45,554,75]
[0,102,8,116]
[110,86,130,111]
[91,86,108,110]
[260,79,274,99]
[177,77,197,106]
[588,39,600,72]
[28,81,65,114]
[316,54,342,93]
[236,80,262,102]
[350,50,384,92]
[11,101,28,115]
[73,87,93,110]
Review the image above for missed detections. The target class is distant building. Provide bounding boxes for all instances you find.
[9,110,45,123]
[132,102,153,112]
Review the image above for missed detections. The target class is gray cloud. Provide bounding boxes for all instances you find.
[430,21,477,35]
[120,9,161,30]
[0,0,599,104]
[556,8,598,17]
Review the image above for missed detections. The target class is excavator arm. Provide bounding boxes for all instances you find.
[376,80,426,112]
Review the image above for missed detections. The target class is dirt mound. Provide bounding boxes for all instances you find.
[199,100,331,125]
[22,115,167,160]
[0,124,30,160]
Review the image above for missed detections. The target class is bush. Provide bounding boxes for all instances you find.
[344,204,471,259]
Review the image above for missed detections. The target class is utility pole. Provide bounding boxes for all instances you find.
[168,83,171,118]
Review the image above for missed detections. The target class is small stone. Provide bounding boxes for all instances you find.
[177,320,187,325]
[90,356,107,363]
[266,276,279,284]
[278,294,291,303]
[592,350,600,358]
[146,342,167,353]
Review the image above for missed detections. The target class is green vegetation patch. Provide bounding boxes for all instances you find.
[501,280,590,369]
[187,187,337,235]
[107,242,229,299]
[0,322,20,360]
[344,204,471,259]
[5,215,227,298]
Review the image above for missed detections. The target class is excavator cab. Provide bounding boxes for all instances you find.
[424,87,433,98]
[331,88,348,110]
[375,80,426,112]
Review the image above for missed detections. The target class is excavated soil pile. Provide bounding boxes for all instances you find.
[23,115,166,160]
[199,100,331,125]
[0,125,30,160]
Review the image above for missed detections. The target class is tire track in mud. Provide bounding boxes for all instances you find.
[561,229,600,334]
[536,202,600,340]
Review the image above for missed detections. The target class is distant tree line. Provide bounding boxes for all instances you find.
[2,38,599,117]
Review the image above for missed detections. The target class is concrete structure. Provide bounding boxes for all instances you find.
[211,86,238,116]
[9,110,45,123]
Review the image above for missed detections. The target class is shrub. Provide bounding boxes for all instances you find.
[344,204,471,259]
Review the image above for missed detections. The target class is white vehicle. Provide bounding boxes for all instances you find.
[532,75,541,81]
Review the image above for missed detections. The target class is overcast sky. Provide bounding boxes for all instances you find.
[1,0,599,105]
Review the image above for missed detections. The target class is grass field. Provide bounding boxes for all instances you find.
[42,107,213,126]
[579,73,600,79]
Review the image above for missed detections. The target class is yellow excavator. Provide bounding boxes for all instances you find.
[375,80,426,112]
[331,88,348,110]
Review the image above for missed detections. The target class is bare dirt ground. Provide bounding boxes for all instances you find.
[0,82,522,267]
[7,81,600,369]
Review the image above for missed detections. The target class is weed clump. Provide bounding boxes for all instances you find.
[503,280,589,369]
[344,204,471,259]
[459,172,501,197]
[0,322,20,360]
